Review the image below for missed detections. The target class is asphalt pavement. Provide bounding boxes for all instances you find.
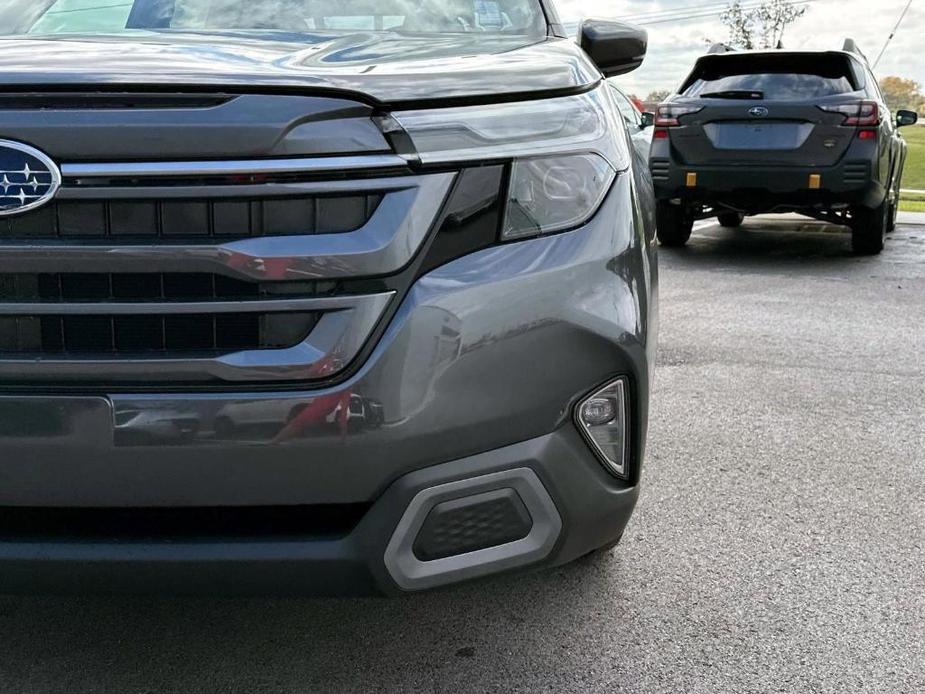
[0,218,923,693]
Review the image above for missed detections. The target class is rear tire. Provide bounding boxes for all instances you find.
[656,201,694,247]
[888,167,903,233]
[851,200,888,256]
[717,211,745,228]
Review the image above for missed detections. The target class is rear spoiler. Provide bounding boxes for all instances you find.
[842,39,869,63]
[705,39,868,62]
[707,43,735,55]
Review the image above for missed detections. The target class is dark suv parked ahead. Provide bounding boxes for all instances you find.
[0,1,655,594]
[650,41,919,254]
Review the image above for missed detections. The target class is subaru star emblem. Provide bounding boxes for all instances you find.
[0,140,61,217]
[748,106,769,119]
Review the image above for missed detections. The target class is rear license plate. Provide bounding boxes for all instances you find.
[705,122,814,150]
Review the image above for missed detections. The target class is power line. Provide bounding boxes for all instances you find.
[612,0,816,26]
[620,0,761,22]
[638,6,782,26]
[619,0,825,27]
[873,0,914,68]
[565,0,825,34]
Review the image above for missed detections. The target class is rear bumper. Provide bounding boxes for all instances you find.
[0,176,654,593]
[0,427,639,596]
[651,159,886,210]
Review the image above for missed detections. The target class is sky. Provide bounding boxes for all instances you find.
[554,0,925,98]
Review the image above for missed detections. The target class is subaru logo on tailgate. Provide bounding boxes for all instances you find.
[748,107,769,118]
[0,140,61,216]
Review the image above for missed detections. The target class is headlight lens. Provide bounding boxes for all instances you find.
[504,153,615,240]
[388,86,628,240]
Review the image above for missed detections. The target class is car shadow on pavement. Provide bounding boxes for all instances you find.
[0,553,630,692]
[664,220,874,269]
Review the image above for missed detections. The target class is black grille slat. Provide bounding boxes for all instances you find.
[0,272,327,356]
[0,273,286,301]
[115,316,163,352]
[0,195,382,240]
[0,161,424,383]
[0,313,319,355]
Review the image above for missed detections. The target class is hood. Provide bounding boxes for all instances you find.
[0,31,600,105]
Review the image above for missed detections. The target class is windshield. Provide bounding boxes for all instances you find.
[0,0,548,37]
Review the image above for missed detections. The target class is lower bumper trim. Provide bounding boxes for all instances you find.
[384,468,562,592]
[0,426,638,596]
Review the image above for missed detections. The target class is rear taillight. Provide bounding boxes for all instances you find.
[819,101,880,127]
[858,129,878,140]
[654,104,703,127]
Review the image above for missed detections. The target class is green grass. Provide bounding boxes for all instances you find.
[899,125,925,211]
[899,190,924,212]
[900,125,925,191]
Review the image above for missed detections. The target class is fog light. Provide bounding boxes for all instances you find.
[576,379,629,479]
[581,398,617,426]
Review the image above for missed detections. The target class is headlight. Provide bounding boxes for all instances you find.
[386,86,628,240]
[504,153,615,239]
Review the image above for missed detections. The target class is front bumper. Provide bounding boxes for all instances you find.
[0,177,654,593]
[0,427,639,595]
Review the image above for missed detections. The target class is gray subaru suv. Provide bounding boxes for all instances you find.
[0,0,656,594]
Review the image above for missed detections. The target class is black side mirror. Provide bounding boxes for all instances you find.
[640,111,656,128]
[896,110,919,127]
[579,20,648,78]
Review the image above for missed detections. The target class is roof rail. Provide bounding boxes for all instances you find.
[842,38,868,62]
[707,43,735,55]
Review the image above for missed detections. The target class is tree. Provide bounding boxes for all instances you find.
[646,90,671,104]
[720,0,806,50]
[879,76,924,115]
[721,1,755,49]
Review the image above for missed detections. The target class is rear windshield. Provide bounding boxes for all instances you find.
[681,54,860,100]
[0,0,547,37]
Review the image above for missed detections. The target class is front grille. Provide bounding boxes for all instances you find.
[0,312,319,355]
[0,154,451,386]
[0,273,338,301]
[0,194,383,240]
[0,272,343,354]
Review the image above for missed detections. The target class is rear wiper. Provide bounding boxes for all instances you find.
[699,90,764,100]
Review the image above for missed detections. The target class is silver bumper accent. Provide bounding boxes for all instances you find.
[0,292,394,384]
[60,154,408,179]
[0,174,454,281]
